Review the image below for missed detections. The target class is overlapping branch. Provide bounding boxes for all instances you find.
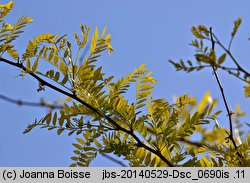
[0,94,63,109]
[0,57,173,167]
[0,93,127,166]
[209,28,242,156]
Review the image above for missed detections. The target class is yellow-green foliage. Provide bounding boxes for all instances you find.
[1,2,249,167]
[169,17,250,98]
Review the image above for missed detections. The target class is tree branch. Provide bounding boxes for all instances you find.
[209,28,240,153]
[0,94,127,167]
[212,33,250,78]
[0,57,173,167]
[0,94,63,109]
[179,138,203,148]
[102,153,127,167]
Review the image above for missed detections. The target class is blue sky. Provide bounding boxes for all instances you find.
[0,0,250,166]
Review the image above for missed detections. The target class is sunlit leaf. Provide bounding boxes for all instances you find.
[218,53,226,65]
[32,58,39,72]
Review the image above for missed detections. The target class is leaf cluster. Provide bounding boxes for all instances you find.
[169,17,250,98]
[1,2,249,167]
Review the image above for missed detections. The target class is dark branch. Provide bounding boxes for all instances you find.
[0,57,173,167]
[209,28,240,153]
[0,94,63,109]
[179,138,203,148]
[102,153,127,167]
[212,33,250,78]
[176,64,247,82]
[0,95,127,167]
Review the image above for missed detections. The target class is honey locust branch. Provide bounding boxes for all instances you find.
[0,94,63,109]
[179,138,203,148]
[0,94,116,131]
[0,94,204,161]
[102,154,127,167]
[209,28,241,154]
[0,57,173,167]
[211,33,250,78]
[0,94,127,167]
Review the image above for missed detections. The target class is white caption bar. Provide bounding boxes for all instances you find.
[0,168,249,183]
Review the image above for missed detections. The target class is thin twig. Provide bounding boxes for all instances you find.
[179,138,203,148]
[0,57,173,167]
[212,33,250,77]
[0,94,128,166]
[228,33,234,51]
[209,27,239,151]
[0,94,63,109]
[102,154,127,167]
[180,64,247,82]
